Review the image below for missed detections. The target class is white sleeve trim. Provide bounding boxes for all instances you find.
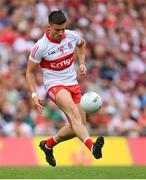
[29,56,41,64]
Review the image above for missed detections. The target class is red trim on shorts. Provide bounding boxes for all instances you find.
[48,84,81,104]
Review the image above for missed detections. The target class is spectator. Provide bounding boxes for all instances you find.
[108,109,141,137]
[138,105,146,136]
[2,112,33,137]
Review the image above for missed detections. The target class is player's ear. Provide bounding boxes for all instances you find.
[48,24,51,31]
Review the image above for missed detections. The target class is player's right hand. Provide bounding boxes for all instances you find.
[32,96,45,114]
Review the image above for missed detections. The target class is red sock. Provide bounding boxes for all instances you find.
[84,137,94,151]
[45,137,57,149]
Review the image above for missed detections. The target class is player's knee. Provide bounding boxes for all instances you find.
[69,112,82,126]
[67,104,79,118]
[65,104,83,125]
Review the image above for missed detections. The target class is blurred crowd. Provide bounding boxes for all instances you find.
[0,0,146,137]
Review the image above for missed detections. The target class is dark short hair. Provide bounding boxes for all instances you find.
[48,10,67,25]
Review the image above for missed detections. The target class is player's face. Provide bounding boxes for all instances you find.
[49,23,66,41]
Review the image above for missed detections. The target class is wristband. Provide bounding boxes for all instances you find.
[31,92,37,98]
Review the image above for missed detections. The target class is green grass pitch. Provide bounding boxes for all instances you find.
[0,166,146,179]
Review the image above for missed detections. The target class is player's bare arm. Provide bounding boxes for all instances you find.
[76,38,87,76]
[26,60,44,114]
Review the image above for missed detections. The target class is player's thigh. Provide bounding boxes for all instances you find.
[76,103,86,125]
[55,89,80,118]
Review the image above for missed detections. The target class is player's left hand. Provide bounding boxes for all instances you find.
[79,64,87,76]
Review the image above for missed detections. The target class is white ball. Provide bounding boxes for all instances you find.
[80,92,102,113]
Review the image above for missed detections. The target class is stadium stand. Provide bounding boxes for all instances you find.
[0,0,146,137]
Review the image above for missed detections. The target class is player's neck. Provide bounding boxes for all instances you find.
[46,31,66,44]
